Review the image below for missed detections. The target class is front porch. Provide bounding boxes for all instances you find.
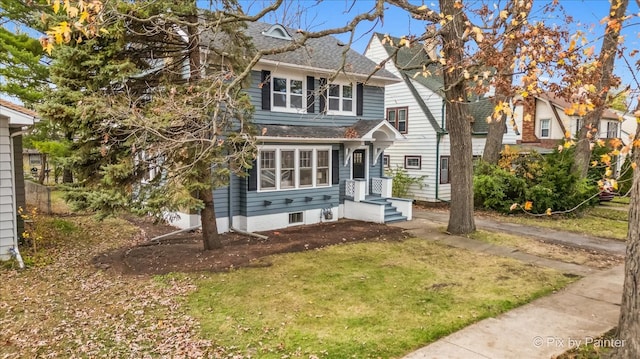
[343,177,412,224]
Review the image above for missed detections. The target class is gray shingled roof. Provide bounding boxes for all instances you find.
[257,119,384,139]
[374,33,444,96]
[201,22,396,80]
[374,33,492,135]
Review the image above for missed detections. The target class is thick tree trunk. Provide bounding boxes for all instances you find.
[199,183,222,250]
[482,113,506,165]
[571,0,628,178]
[481,3,528,165]
[612,103,640,358]
[441,0,475,235]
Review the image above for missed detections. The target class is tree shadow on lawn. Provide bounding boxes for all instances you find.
[92,217,410,275]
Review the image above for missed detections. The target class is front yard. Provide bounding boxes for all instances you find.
[1,211,576,358]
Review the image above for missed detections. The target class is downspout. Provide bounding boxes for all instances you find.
[435,100,450,203]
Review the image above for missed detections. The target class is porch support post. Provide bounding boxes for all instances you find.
[353,179,366,202]
[381,177,393,198]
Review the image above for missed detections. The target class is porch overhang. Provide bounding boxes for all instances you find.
[255,120,406,166]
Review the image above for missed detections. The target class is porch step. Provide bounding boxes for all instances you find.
[385,214,408,223]
[360,196,408,224]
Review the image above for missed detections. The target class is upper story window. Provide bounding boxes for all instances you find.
[606,121,619,138]
[387,107,408,133]
[327,83,354,114]
[539,118,550,138]
[273,76,305,111]
[258,146,331,191]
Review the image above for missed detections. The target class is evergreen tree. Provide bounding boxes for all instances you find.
[0,0,49,104]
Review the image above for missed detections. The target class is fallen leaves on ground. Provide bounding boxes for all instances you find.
[0,215,214,358]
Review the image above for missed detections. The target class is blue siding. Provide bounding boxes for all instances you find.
[248,71,385,126]
[245,186,339,216]
[213,173,243,218]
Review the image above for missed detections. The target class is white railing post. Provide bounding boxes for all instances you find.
[353,179,366,202]
[381,177,393,198]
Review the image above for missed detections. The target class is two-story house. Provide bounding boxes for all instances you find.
[364,33,518,202]
[515,92,622,148]
[169,22,410,233]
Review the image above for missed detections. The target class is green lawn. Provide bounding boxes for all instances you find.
[493,209,628,241]
[187,238,575,358]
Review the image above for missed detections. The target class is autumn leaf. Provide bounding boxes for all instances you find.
[509,203,518,211]
[524,201,533,211]
[583,46,595,57]
[545,208,552,216]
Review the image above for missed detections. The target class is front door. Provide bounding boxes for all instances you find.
[352,149,365,179]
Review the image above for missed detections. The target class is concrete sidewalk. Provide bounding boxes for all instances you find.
[391,209,626,359]
[403,265,623,359]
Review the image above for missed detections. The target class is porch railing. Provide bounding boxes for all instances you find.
[345,177,392,202]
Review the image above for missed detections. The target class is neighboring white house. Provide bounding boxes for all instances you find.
[0,99,37,263]
[364,33,518,202]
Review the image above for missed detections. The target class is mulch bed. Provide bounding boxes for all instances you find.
[92,217,409,275]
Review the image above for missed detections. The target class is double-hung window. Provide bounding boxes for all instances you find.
[327,83,354,114]
[258,147,332,191]
[539,118,550,138]
[606,121,619,138]
[272,76,305,111]
[387,107,408,133]
[440,156,450,184]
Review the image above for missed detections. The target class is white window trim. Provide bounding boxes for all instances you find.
[271,75,307,114]
[326,81,356,116]
[539,118,551,138]
[257,145,332,192]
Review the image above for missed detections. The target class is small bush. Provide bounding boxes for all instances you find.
[385,166,426,198]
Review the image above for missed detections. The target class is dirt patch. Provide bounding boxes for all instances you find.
[93,218,409,275]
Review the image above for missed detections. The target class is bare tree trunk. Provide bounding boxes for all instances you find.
[441,0,475,235]
[199,168,222,250]
[572,0,628,178]
[482,3,530,165]
[613,102,640,358]
[38,154,47,185]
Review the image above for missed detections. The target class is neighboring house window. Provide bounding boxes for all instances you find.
[440,156,450,184]
[404,155,421,170]
[387,107,408,133]
[606,121,619,138]
[258,147,331,191]
[383,155,390,169]
[29,154,41,165]
[327,83,354,114]
[539,118,551,138]
[272,76,305,111]
[574,118,583,137]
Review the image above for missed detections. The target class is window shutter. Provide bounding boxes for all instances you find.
[331,150,339,185]
[247,159,258,191]
[356,82,364,116]
[319,78,327,114]
[306,76,315,113]
[261,70,271,110]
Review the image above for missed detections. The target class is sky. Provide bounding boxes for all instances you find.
[3,0,640,105]
[234,0,640,101]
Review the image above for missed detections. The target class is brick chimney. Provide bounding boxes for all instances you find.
[521,96,539,143]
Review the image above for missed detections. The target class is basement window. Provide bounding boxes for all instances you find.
[289,212,303,224]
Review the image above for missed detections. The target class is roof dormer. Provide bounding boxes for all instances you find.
[261,24,292,40]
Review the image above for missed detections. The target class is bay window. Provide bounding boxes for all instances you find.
[258,147,332,191]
